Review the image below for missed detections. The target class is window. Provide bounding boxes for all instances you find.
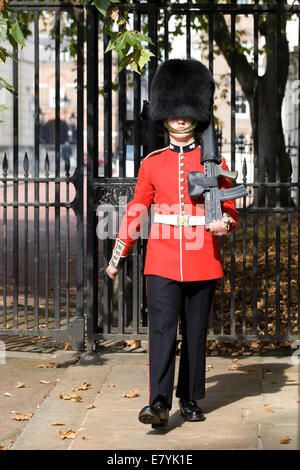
[235,90,248,117]
[49,87,65,108]
[235,134,247,153]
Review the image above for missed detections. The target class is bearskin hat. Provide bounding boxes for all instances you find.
[149,58,215,130]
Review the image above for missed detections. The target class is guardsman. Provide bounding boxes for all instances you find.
[106,58,237,429]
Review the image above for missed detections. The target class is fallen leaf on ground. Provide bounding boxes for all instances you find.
[58,393,83,402]
[59,393,72,400]
[278,436,291,445]
[72,382,91,392]
[261,408,275,413]
[64,343,71,350]
[228,365,238,371]
[40,380,51,384]
[4,392,12,397]
[123,388,139,398]
[0,441,13,450]
[52,421,65,426]
[11,413,33,421]
[86,404,95,409]
[36,357,80,369]
[232,359,239,362]
[71,395,83,402]
[125,340,141,350]
[82,436,90,440]
[59,429,78,440]
[15,383,25,389]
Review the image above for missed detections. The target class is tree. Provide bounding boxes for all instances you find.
[192,0,291,206]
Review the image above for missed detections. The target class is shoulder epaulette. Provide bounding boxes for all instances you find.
[143,146,169,160]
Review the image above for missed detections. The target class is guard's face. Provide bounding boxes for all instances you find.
[167,118,193,132]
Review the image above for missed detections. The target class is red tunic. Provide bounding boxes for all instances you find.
[111,144,238,282]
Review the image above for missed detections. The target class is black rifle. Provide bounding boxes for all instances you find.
[188,122,248,231]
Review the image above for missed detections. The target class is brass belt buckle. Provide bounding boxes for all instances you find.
[177,215,189,226]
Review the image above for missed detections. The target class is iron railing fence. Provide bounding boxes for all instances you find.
[87,1,300,351]
[0,1,85,349]
[0,2,299,352]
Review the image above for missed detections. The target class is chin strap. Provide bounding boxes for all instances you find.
[163,120,197,134]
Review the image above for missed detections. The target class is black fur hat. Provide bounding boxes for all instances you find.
[149,58,215,129]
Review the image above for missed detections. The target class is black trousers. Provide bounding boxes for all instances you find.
[146,275,217,410]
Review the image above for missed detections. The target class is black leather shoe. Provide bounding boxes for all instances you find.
[179,399,206,422]
[138,401,169,429]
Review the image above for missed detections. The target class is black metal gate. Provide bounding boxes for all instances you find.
[0,2,85,350]
[1,2,300,352]
[86,1,300,351]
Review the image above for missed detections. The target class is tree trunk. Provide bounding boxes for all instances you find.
[210,9,291,207]
[246,77,291,207]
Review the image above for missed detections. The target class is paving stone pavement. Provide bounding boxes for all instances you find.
[3,351,299,451]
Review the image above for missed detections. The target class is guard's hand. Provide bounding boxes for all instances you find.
[106,265,120,280]
[208,219,229,236]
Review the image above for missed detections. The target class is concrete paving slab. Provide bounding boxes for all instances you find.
[259,424,300,450]
[102,365,150,390]
[69,355,299,451]
[69,406,259,450]
[262,390,300,408]
[11,363,112,450]
[0,351,78,449]
[242,406,299,425]
[9,353,300,451]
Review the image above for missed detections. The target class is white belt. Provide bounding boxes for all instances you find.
[154,213,205,227]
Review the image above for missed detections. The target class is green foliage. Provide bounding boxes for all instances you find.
[0,0,155,121]
[105,28,154,73]
[0,13,7,41]
[0,4,26,122]
[9,19,25,47]
[0,76,13,93]
[0,103,8,123]
[83,0,154,74]
[0,9,25,68]
[91,0,120,17]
